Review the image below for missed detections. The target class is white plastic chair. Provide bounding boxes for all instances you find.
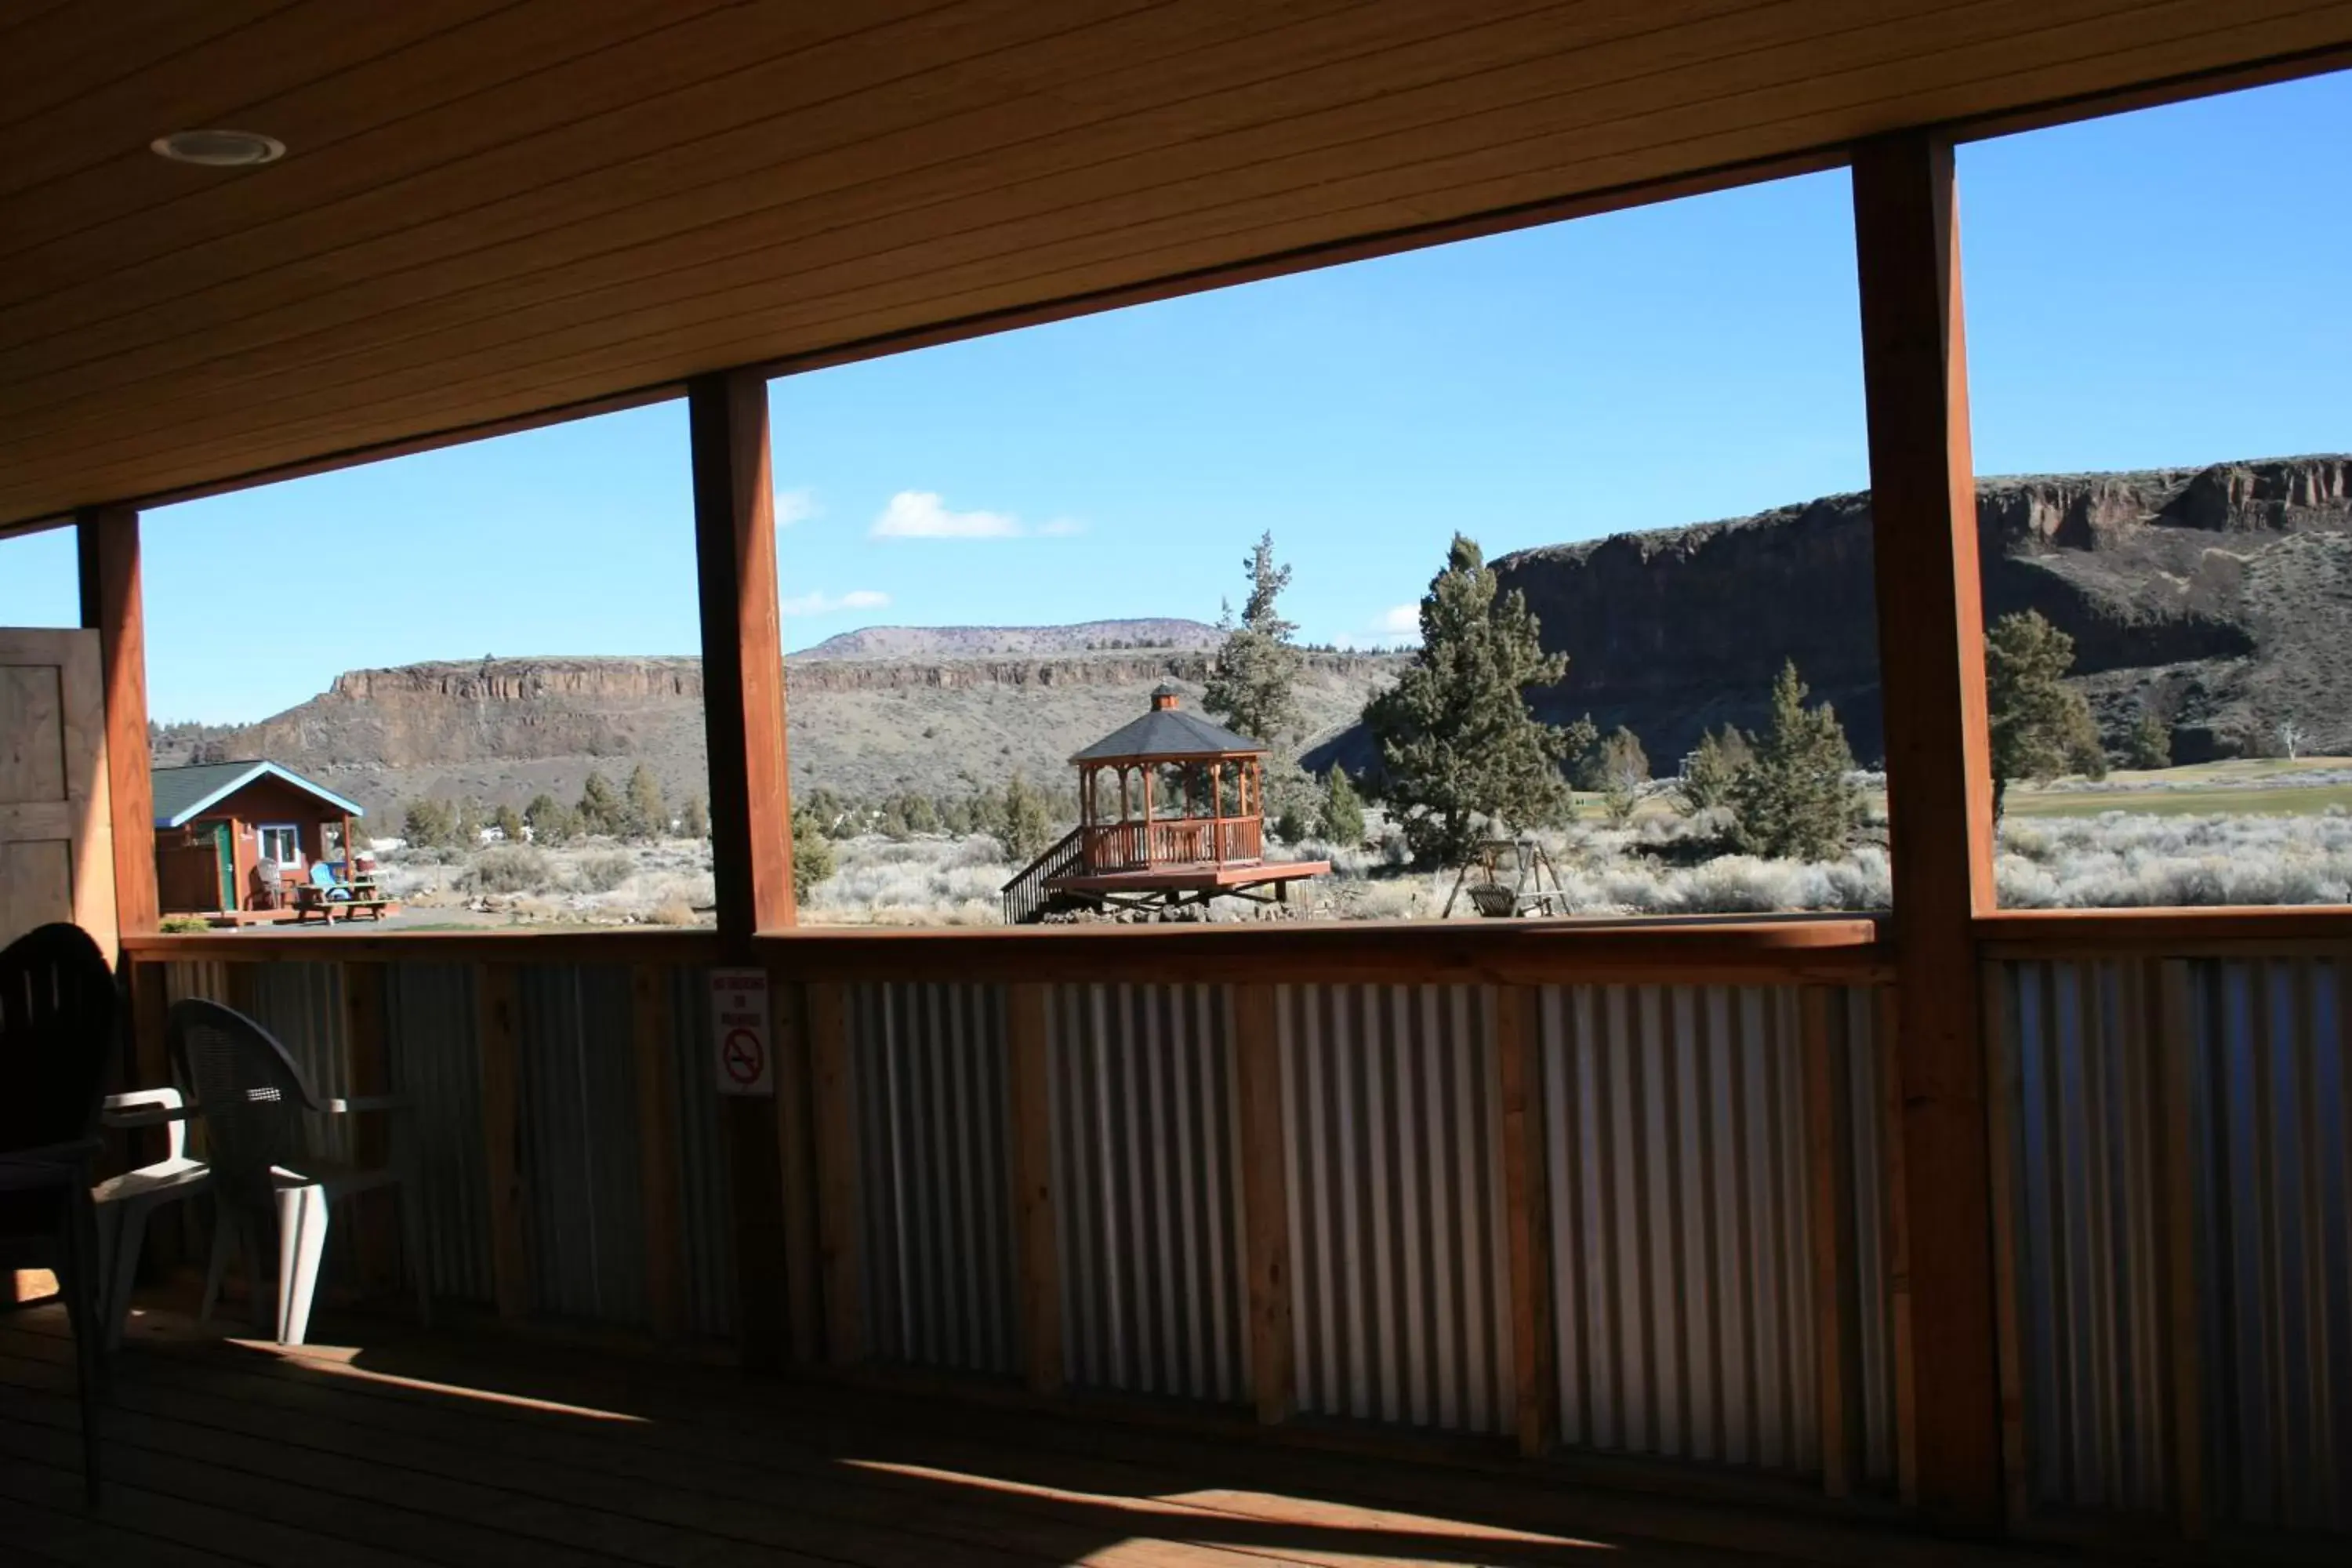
[93,1087,212,1351]
[168,999,430,1346]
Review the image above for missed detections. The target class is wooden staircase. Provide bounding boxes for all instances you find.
[1000,826,1087,924]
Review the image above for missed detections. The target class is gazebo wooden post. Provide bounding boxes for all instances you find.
[1210,761,1225,864]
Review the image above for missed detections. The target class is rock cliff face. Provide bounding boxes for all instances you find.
[1454,455,2349,769]
[201,646,1403,815]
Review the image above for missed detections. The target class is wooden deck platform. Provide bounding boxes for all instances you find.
[0,1303,2071,1568]
[1052,861,1330,895]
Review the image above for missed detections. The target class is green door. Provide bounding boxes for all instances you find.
[212,822,235,911]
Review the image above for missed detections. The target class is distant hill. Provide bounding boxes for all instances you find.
[800,619,1220,660]
[1308,455,2352,776]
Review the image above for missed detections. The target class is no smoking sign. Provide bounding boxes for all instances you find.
[708,969,774,1097]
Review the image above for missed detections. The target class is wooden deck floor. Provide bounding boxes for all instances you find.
[0,1305,2068,1568]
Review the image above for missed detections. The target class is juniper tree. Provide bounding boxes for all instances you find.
[2125,710,2171,771]
[1677,725,1751,816]
[1363,534,1574,867]
[576,771,624,837]
[677,794,710,839]
[624,764,668,840]
[401,798,459,849]
[1319,763,1366,845]
[490,803,527,844]
[524,793,577,845]
[1986,610,2105,816]
[789,808,835,901]
[1202,532,1305,749]
[994,771,1057,864]
[1730,661,1858,861]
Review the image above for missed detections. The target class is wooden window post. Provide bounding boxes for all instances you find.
[1851,131,2002,1530]
[690,368,796,1364]
[690,369,793,937]
[76,504,157,943]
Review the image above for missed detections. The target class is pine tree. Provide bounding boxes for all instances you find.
[524,793,577,845]
[491,803,527,844]
[1730,662,1858,861]
[789,808,835,901]
[2125,710,2171,771]
[902,793,940,835]
[1319,764,1366,845]
[1987,611,2105,815]
[1201,532,1305,749]
[677,794,710,839]
[453,797,484,846]
[1363,534,1573,867]
[576,771,624,837]
[994,771,1057,864]
[624,764,668,840]
[1677,725,1751,815]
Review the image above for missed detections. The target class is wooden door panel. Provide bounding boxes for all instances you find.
[0,630,116,959]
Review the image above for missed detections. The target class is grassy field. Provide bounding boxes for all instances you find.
[2006,756,2352,818]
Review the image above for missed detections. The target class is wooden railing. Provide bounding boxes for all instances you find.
[1083,815,1261,873]
[105,906,2352,1548]
[1000,825,1087,925]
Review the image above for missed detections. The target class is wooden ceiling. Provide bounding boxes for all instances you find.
[2,0,2347,529]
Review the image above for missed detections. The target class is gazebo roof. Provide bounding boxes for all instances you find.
[1072,691,1266,764]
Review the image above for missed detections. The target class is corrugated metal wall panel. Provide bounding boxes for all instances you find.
[1843,987,1900,1490]
[1541,985,1822,1475]
[516,964,648,1328]
[241,961,353,1164]
[668,965,735,1341]
[852,982,1018,1377]
[2191,957,2349,1537]
[380,964,492,1306]
[1050,983,1246,1405]
[2002,959,2172,1519]
[1281,984,1512,1435]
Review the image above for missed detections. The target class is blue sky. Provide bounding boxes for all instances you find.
[3,70,2345,724]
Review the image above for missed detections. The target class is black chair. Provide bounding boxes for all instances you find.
[0,922,119,1506]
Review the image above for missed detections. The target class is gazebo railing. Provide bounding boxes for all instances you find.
[1083,816,1262,873]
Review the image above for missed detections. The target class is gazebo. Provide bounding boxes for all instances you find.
[1002,686,1330,922]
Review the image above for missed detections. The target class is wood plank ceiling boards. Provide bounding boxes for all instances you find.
[2,1,2348,528]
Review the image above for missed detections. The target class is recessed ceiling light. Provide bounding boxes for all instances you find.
[150,129,285,168]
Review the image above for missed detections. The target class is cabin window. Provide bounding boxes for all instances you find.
[257,825,302,867]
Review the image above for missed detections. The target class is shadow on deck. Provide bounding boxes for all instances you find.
[0,1302,2070,1568]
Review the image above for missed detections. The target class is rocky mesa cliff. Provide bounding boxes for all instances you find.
[1308,454,2352,774]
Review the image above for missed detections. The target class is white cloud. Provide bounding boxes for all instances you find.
[1034,516,1087,537]
[774,488,820,527]
[779,588,891,617]
[1380,603,1421,633]
[870,490,1021,539]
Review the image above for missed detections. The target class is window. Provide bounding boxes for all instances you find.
[146,402,713,930]
[1962,71,2352,909]
[770,167,1879,927]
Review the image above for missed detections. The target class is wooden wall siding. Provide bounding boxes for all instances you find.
[1541,985,1896,1485]
[1991,955,2352,1541]
[1048,983,1247,1406]
[9,4,2350,525]
[515,964,649,1328]
[1280,984,1513,1435]
[666,964,739,1341]
[850,982,1020,1377]
[380,963,495,1306]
